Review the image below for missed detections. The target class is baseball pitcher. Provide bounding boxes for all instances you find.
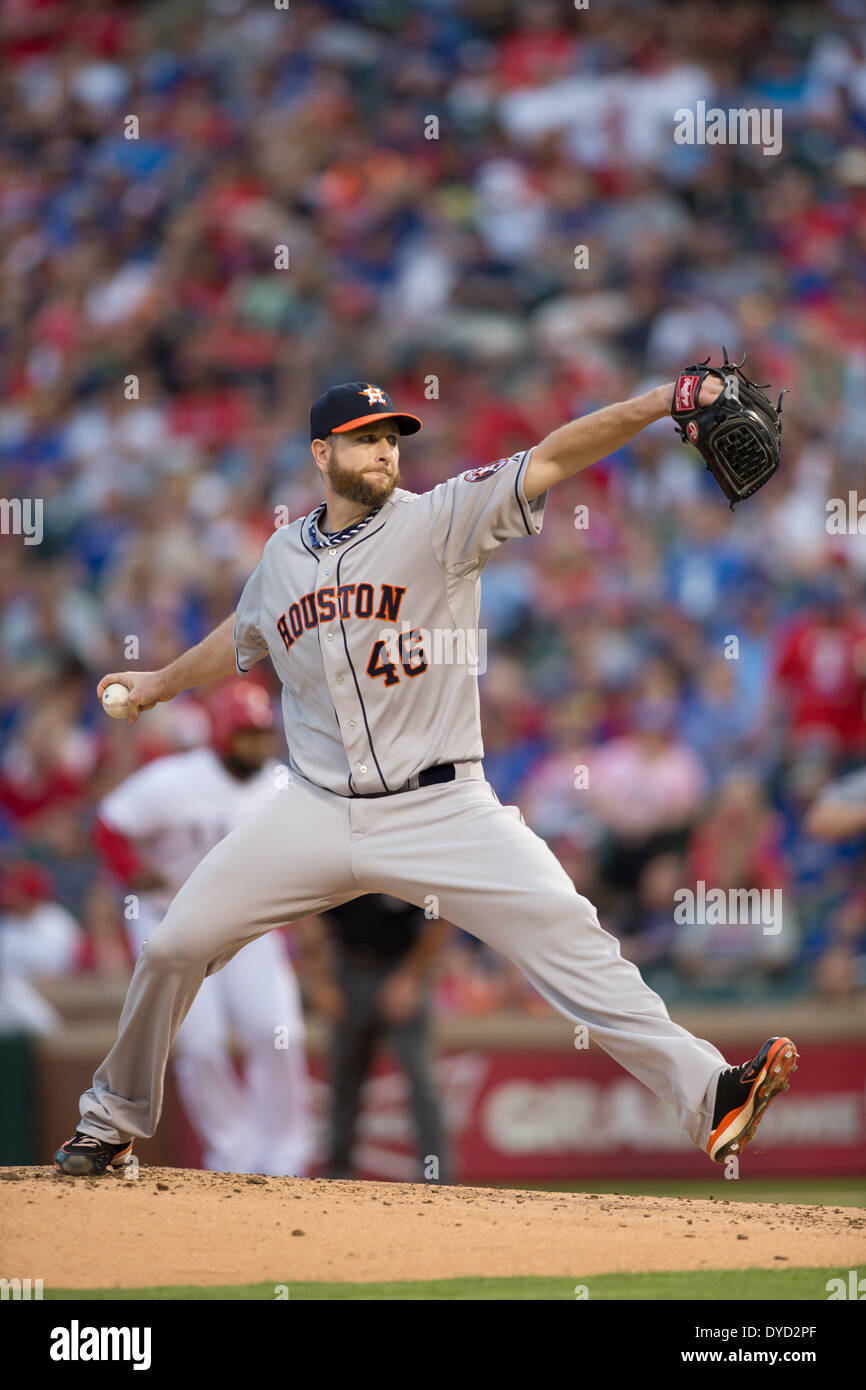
[56,372,796,1177]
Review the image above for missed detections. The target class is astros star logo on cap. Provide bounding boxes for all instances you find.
[359,384,387,405]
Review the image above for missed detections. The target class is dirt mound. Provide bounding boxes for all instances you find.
[1,1166,863,1289]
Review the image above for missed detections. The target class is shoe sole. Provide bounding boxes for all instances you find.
[54,1143,133,1177]
[708,1038,798,1163]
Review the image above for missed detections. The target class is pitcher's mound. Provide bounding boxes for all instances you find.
[1,1167,862,1288]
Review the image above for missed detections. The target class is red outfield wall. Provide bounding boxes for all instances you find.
[311,1043,866,1182]
[170,1041,866,1181]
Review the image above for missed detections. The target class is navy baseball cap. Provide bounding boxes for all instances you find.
[310,382,423,441]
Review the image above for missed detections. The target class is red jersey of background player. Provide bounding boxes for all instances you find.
[773,605,866,754]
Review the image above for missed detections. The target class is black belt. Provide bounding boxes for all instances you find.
[418,763,455,787]
[352,763,455,798]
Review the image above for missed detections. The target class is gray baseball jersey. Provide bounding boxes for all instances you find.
[233,450,546,796]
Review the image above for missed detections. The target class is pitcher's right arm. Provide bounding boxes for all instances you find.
[96,613,265,724]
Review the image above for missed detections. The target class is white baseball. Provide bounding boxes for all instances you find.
[101,683,131,720]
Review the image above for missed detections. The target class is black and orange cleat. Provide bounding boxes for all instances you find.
[54,1130,134,1176]
[707,1036,798,1163]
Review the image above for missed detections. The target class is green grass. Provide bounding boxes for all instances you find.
[505,1179,866,1208]
[45,1267,857,1301]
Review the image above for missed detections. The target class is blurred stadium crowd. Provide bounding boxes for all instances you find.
[2,0,866,1025]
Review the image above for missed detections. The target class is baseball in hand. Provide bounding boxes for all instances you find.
[101,683,131,720]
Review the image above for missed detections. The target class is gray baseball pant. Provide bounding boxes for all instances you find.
[79,769,727,1152]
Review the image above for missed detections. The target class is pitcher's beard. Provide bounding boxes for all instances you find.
[326,459,400,509]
